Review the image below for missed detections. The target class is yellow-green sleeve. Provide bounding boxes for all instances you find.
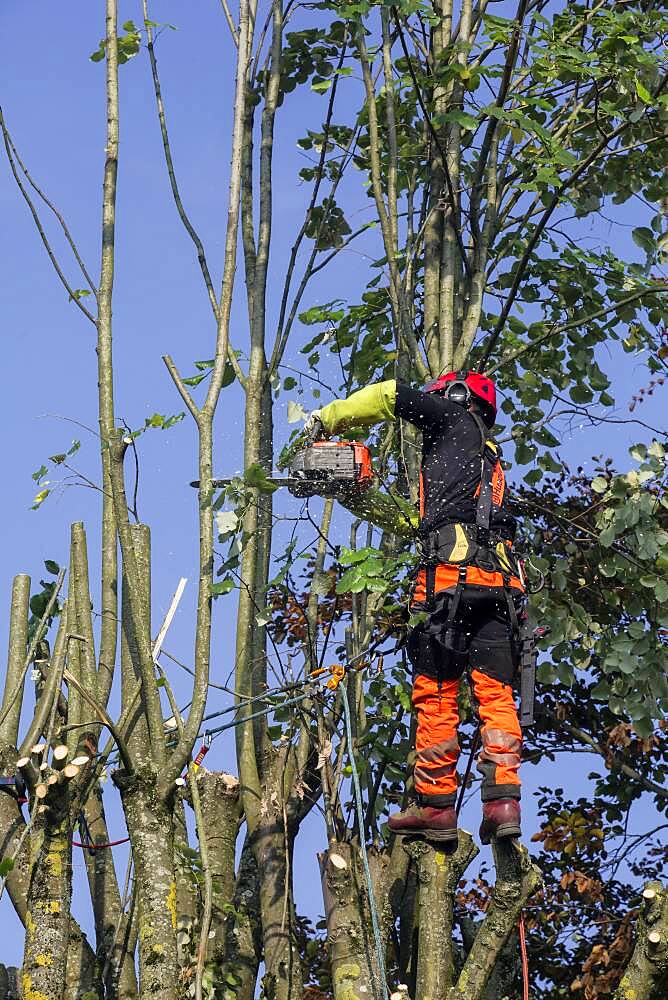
[318,380,397,435]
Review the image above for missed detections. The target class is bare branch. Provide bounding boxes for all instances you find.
[162,354,200,421]
[477,107,661,368]
[143,1,246,389]
[0,107,97,324]
[64,668,134,774]
[219,0,240,47]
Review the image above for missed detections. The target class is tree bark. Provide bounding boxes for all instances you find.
[0,575,30,746]
[613,882,668,1000]
[22,792,73,1000]
[320,842,379,1000]
[219,837,262,1000]
[0,742,100,997]
[196,771,242,967]
[253,813,302,1000]
[404,833,479,996]
[447,840,541,1000]
[116,772,179,1000]
[0,965,21,1000]
[80,788,137,998]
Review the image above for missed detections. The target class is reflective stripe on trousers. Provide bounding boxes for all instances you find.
[412,670,521,799]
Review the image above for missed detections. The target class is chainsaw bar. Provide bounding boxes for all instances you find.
[191,440,374,499]
[189,477,295,489]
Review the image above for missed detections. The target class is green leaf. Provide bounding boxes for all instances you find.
[514,441,537,465]
[31,488,51,511]
[311,78,332,93]
[44,560,60,575]
[635,78,652,105]
[434,109,478,131]
[632,227,654,254]
[569,384,593,404]
[591,477,608,494]
[632,716,654,739]
[598,527,616,548]
[244,463,278,493]
[211,578,235,597]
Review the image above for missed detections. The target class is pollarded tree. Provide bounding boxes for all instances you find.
[0,0,667,998]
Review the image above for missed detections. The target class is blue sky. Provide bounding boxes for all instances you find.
[0,0,665,970]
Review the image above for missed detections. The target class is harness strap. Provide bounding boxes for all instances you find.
[426,564,436,606]
[446,565,468,626]
[469,410,498,548]
[502,573,521,640]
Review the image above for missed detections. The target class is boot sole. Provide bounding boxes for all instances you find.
[480,823,521,845]
[393,827,459,843]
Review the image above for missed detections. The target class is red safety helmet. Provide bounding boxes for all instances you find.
[424,370,497,424]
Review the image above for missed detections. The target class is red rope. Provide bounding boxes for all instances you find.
[71,836,130,850]
[519,912,529,1000]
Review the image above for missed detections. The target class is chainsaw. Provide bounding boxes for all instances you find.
[191,426,373,500]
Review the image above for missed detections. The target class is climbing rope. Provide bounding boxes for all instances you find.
[340,678,390,1000]
[72,836,130,851]
[519,913,529,999]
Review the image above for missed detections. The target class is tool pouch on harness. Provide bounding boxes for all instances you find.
[408,567,471,679]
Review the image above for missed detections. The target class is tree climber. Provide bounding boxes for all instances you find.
[304,373,524,843]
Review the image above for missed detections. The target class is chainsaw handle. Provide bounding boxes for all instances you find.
[305,417,327,446]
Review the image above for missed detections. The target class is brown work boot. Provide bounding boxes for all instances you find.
[479,799,521,844]
[388,803,458,842]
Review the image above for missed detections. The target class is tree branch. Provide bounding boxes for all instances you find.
[485,285,667,375]
[0,106,97,324]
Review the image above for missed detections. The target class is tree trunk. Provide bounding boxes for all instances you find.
[220,837,262,1000]
[320,843,378,1000]
[446,840,541,1000]
[116,772,179,1000]
[196,771,241,968]
[252,814,302,1000]
[404,833,479,997]
[22,798,73,1000]
[613,882,668,1000]
[0,965,21,1000]
[80,789,137,998]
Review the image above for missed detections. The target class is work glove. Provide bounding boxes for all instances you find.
[303,409,328,443]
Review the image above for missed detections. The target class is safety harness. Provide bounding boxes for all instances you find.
[421,413,519,589]
[418,412,536,715]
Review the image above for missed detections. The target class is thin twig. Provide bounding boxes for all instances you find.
[64,669,134,774]
[218,0,240,45]
[0,107,97,324]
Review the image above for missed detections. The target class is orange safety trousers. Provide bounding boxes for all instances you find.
[413,670,522,803]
